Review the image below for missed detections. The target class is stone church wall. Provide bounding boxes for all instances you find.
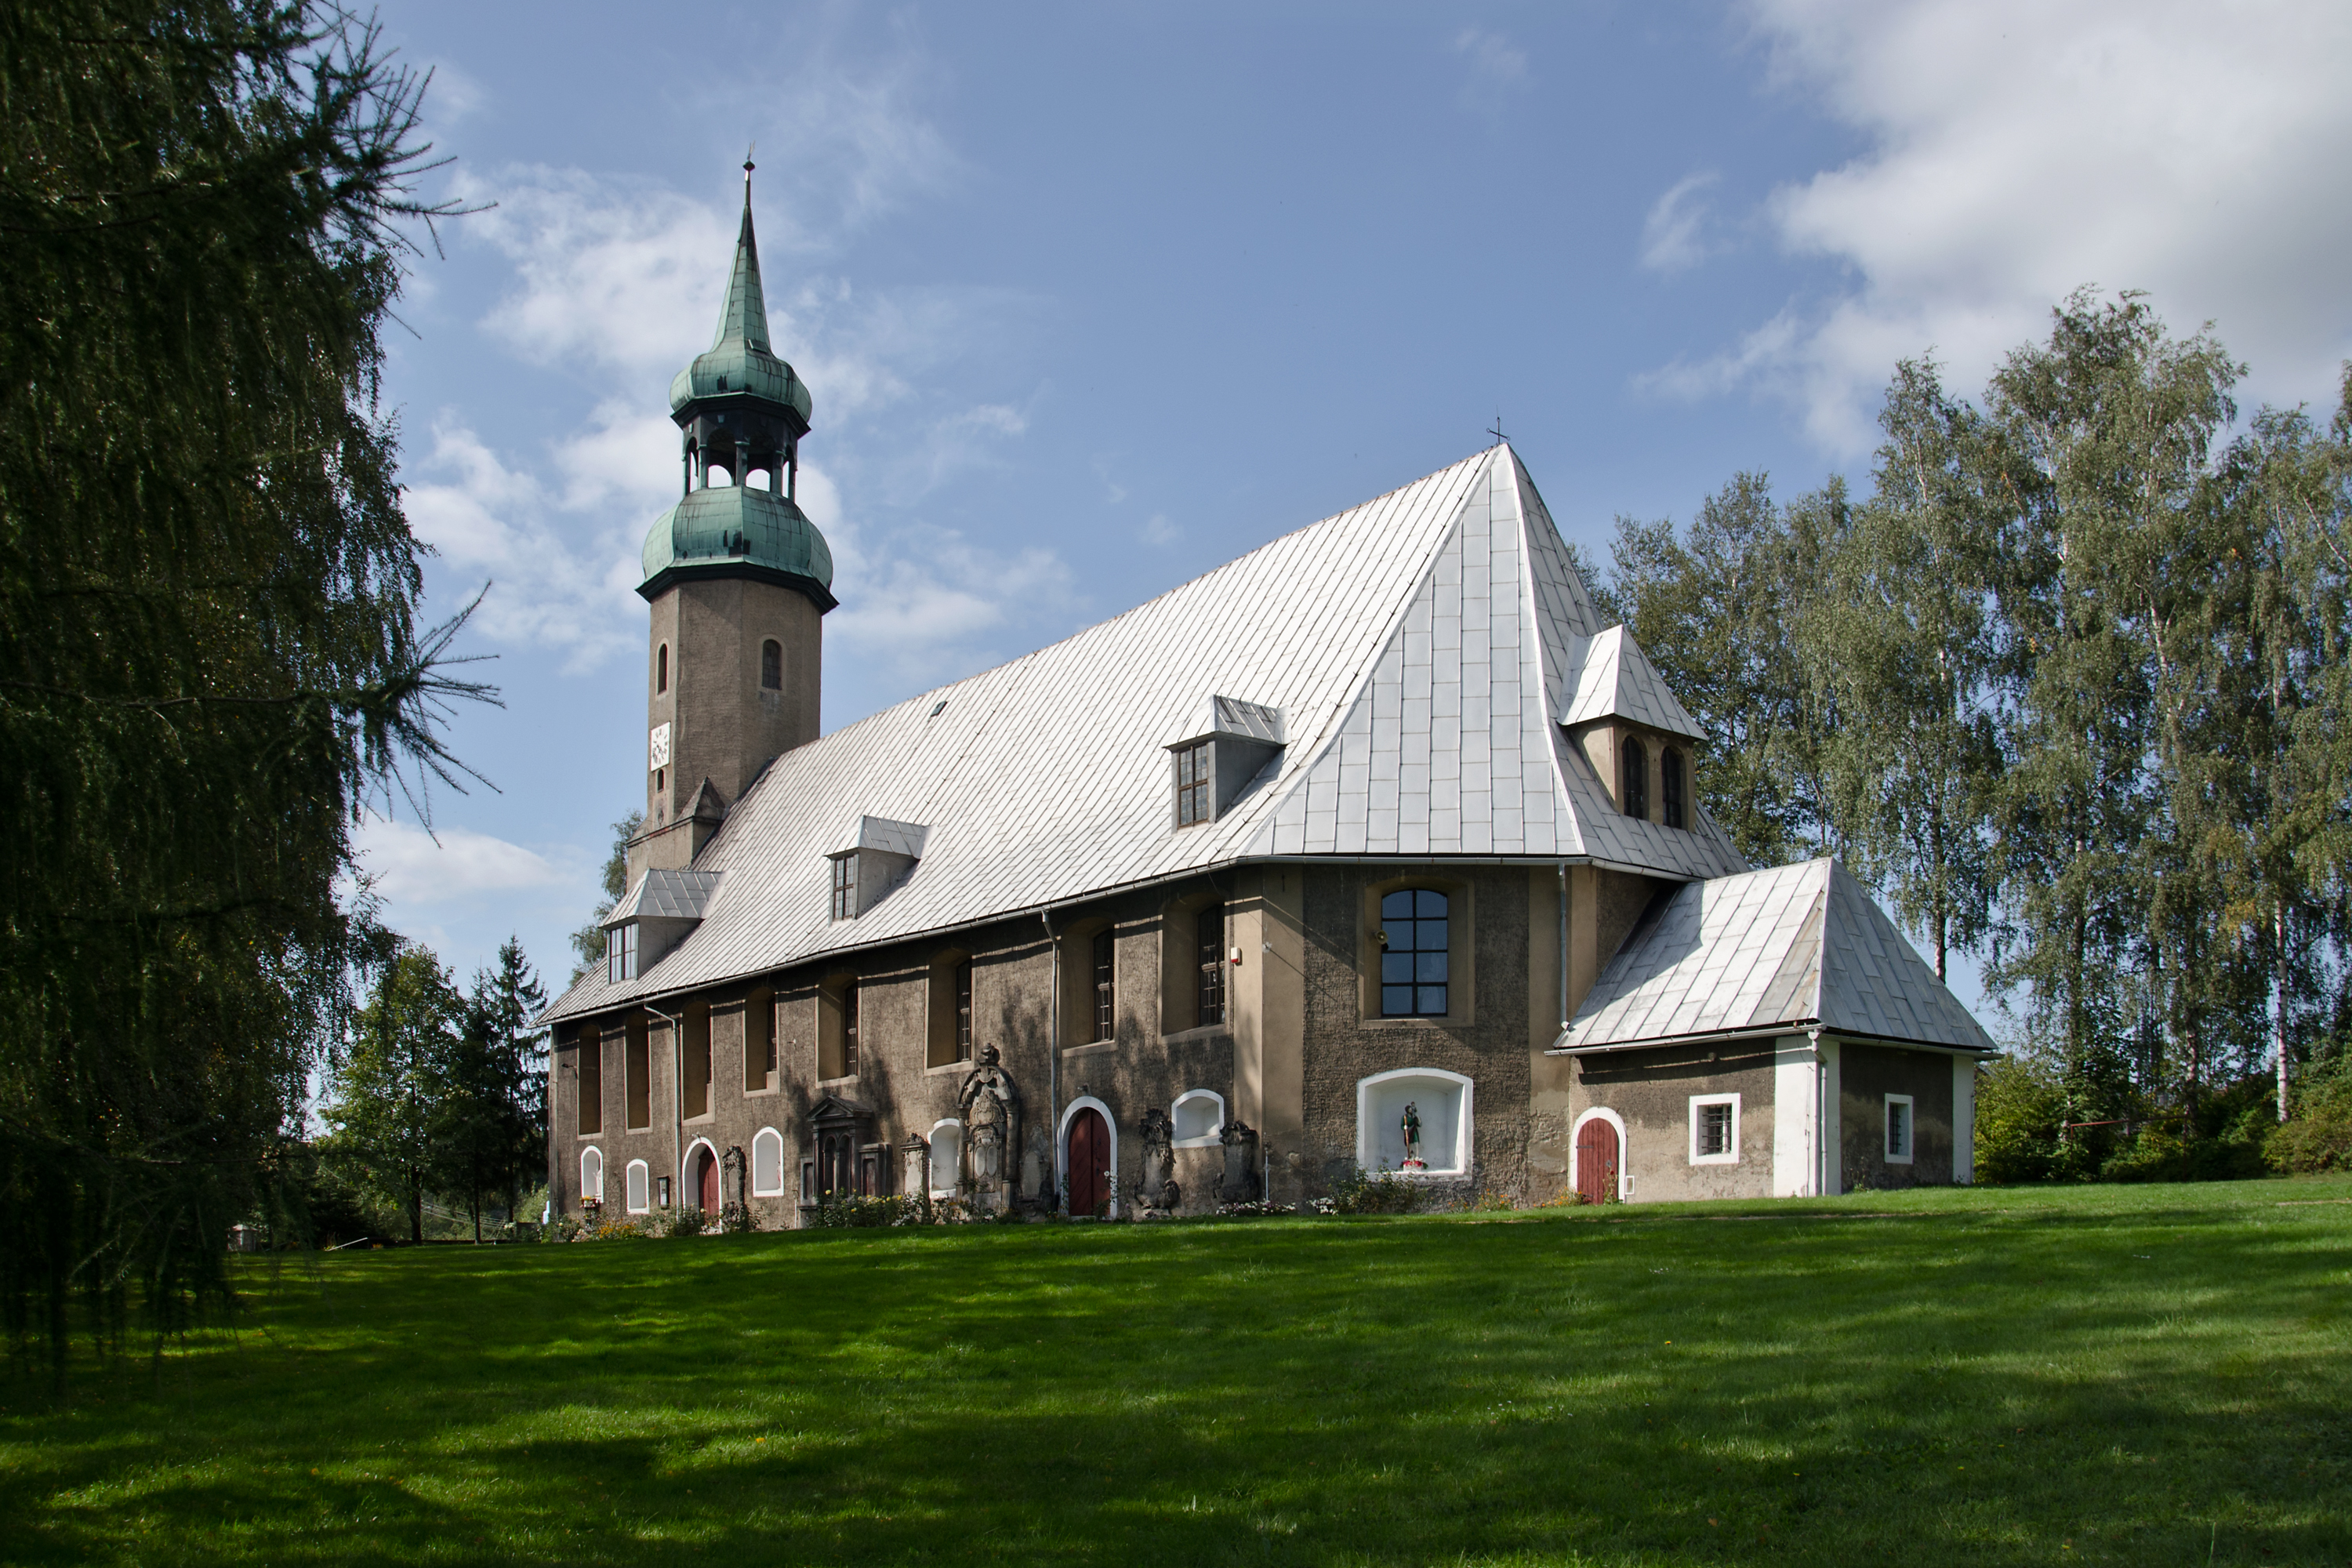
[1838,1042,1957,1190]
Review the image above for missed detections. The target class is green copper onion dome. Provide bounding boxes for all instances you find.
[640,485,836,608]
[641,162,833,612]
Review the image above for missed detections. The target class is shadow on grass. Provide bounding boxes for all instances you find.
[5,1181,2350,1566]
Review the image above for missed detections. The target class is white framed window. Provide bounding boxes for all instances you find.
[750,1128,785,1196]
[928,1120,964,1198]
[1885,1094,1915,1164]
[580,1146,604,1204]
[1171,1089,1225,1149]
[625,1159,651,1214]
[1355,1068,1473,1176]
[1688,1093,1740,1166]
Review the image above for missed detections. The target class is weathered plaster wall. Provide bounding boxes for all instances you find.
[1838,1042,1957,1190]
[1568,1043,1779,1202]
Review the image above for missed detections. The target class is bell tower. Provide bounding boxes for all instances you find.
[630,160,835,878]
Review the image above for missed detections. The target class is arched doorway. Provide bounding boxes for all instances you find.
[1067,1106,1111,1218]
[691,1145,719,1212]
[1575,1116,1620,1205]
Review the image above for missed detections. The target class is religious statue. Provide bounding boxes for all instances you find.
[1217,1117,1261,1203]
[957,1044,1022,1205]
[1136,1107,1180,1213]
[1399,1101,1426,1171]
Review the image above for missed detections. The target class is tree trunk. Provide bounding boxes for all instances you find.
[2275,902,2292,1123]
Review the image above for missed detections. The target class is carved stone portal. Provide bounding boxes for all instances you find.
[1218,1118,1261,1203]
[1135,1108,1180,1213]
[956,1044,1022,1210]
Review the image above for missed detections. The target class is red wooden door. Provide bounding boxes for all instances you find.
[696,1149,719,1211]
[1575,1118,1619,1204]
[1067,1108,1110,1217]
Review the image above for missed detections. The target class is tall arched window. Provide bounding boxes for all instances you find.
[580,1147,604,1206]
[625,1159,651,1214]
[1621,736,1649,819]
[656,643,670,695]
[1379,888,1450,1017]
[1662,747,1686,830]
[761,639,782,691]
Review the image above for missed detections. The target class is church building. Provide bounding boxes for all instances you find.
[539,170,1994,1224]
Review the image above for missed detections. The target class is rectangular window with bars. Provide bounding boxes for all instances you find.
[829,854,856,920]
[955,960,973,1062]
[1092,927,1115,1043]
[1885,1094,1914,1163]
[1174,740,1213,827]
[1196,902,1225,1027]
[1689,1094,1738,1164]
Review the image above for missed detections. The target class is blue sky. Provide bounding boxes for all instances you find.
[360,1,2352,1015]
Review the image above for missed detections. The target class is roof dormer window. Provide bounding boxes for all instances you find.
[826,816,928,920]
[1174,740,1212,827]
[1167,696,1284,830]
[606,923,638,983]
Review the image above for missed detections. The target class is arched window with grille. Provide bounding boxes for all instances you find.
[656,643,670,695]
[1661,746,1686,829]
[1379,888,1450,1017]
[580,1147,604,1207]
[760,639,782,691]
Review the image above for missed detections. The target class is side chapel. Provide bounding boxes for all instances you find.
[539,168,1994,1223]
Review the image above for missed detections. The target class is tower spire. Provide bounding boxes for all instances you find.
[713,151,771,354]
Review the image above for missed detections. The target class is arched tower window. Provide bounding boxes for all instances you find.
[761,639,782,691]
[1621,736,1649,820]
[1662,747,1686,830]
[656,643,670,695]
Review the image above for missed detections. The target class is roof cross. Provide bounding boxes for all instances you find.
[1487,413,1505,448]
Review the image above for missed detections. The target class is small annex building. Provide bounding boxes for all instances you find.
[539,169,1994,1224]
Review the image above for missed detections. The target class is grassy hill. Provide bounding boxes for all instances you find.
[5,1178,2349,1566]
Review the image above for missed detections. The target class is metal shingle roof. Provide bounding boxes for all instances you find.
[545,445,1748,1023]
[1558,858,1995,1052]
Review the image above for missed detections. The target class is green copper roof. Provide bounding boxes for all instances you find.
[666,184,814,423]
[639,485,835,608]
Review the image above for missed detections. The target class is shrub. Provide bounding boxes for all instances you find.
[1973,1057,2066,1185]
[1214,1200,1295,1218]
[2269,1064,2352,1174]
[717,1203,757,1234]
[1319,1167,1423,1215]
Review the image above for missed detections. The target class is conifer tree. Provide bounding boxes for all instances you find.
[0,2,478,1360]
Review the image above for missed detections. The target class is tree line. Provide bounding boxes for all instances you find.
[1585,291,2352,1180]
[317,935,548,1245]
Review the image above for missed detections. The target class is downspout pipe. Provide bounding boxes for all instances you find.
[1042,907,1059,1214]
[1557,862,1570,1033]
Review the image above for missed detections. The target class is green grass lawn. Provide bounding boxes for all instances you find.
[5,1179,2350,1566]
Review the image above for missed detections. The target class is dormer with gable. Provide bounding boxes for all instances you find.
[1557,625,1707,831]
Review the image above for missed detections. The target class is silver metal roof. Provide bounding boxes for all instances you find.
[1559,626,1706,739]
[546,445,1750,1023]
[831,815,930,859]
[1555,857,1995,1053]
[602,868,726,927]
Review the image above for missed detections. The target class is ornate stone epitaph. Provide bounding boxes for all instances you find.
[956,1045,1022,1210]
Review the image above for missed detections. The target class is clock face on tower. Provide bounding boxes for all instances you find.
[648,723,672,772]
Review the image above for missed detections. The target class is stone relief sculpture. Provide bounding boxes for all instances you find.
[1217,1118,1261,1203]
[720,1144,747,1208]
[1135,1107,1180,1214]
[957,1044,1022,1209]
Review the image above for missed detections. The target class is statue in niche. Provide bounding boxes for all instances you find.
[1136,1108,1180,1213]
[1217,1118,1261,1203]
[957,1044,1022,1206]
[1399,1102,1427,1171]
[720,1145,748,1208]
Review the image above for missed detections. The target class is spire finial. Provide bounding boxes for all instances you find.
[744,141,756,181]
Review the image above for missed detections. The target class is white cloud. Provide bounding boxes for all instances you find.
[828,524,1078,688]
[1138,514,1181,548]
[354,816,577,906]
[1665,0,2352,448]
[1454,27,1530,90]
[1640,172,1721,274]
